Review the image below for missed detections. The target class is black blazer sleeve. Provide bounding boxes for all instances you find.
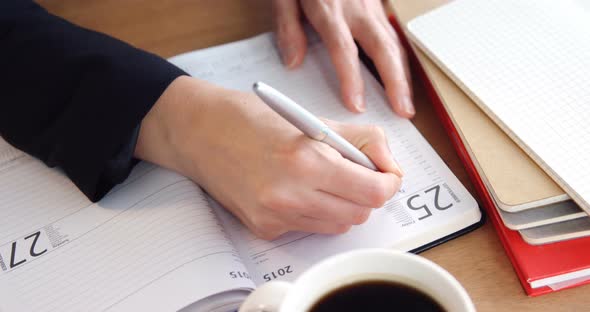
[0,1,186,201]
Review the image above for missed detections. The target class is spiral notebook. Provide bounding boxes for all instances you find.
[406,0,590,215]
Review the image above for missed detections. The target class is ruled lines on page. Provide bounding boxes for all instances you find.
[0,158,253,312]
[0,157,91,244]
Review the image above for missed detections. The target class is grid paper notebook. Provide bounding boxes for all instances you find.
[407,0,590,214]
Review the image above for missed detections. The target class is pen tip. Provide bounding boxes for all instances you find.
[253,81,260,91]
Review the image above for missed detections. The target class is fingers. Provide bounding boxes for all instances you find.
[250,187,371,239]
[377,15,414,100]
[301,1,365,113]
[292,216,352,235]
[246,117,406,239]
[296,190,373,225]
[323,154,402,207]
[296,0,414,118]
[255,189,374,237]
[276,127,401,208]
[325,119,403,175]
[273,0,307,68]
[352,14,415,118]
[318,121,403,207]
[257,156,376,224]
[254,214,354,239]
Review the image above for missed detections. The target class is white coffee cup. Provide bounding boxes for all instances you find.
[239,248,475,312]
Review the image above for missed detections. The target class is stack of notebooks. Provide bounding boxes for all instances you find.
[389,0,590,296]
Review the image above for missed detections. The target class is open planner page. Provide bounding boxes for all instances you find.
[169,32,481,285]
[0,140,255,312]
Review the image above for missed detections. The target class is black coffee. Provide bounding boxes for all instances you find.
[309,279,445,312]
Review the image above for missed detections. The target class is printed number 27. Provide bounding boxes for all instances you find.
[8,231,47,269]
[407,185,453,220]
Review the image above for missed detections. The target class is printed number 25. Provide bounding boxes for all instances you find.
[407,185,453,220]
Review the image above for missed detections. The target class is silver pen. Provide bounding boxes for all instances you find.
[253,81,378,171]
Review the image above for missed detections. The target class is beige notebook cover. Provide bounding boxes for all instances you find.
[389,0,568,212]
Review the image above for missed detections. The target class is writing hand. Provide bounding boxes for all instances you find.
[135,76,402,239]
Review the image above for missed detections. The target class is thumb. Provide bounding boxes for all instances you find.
[273,0,307,68]
[324,119,404,177]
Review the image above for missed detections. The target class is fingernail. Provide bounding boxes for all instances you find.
[282,45,298,68]
[354,94,365,112]
[393,159,404,177]
[401,96,415,116]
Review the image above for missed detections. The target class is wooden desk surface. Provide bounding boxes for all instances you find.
[37,0,589,310]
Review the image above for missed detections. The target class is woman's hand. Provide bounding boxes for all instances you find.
[273,0,414,117]
[135,76,403,240]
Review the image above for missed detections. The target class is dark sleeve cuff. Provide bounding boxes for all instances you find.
[53,54,185,202]
[97,125,142,199]
[0,1,187,201]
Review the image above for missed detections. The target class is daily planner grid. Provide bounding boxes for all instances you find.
[407,0,590,213]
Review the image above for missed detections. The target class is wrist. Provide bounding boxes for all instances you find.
[134,76,260,181]
[134,75,203,173]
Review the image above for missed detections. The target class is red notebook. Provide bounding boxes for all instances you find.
[388,15,590,296]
